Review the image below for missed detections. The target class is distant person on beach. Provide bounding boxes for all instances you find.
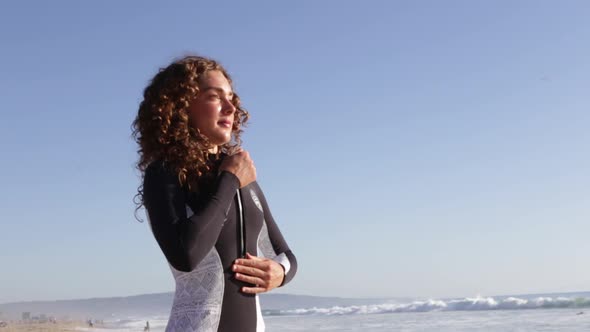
[132,55,298,332]
[144,320,150,331]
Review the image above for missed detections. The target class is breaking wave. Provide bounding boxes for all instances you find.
[272,296,590,316]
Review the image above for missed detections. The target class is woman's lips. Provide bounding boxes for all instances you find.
[218,120,232,128]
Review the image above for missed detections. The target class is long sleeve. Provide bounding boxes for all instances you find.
[253,182,298,286]
[143,161,240,272]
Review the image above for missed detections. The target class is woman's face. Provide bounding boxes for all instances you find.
[187,70,236,150]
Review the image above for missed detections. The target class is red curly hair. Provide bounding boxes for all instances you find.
[132,55,249,219]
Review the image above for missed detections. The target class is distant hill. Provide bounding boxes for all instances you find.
[0,292,173,320]
[0,292,402,320]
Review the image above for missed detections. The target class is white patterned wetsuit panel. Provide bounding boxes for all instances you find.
[256,221,275,259]
[256,220,291,274]
[166,247,224,332]
[252,188,275,261]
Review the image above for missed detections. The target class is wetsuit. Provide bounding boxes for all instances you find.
[143,155,297,332]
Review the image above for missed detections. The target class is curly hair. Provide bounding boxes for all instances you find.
[131,55,249,221]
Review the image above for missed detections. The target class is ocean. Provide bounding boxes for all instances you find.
[77,294,590,331]
[265,308,590,331]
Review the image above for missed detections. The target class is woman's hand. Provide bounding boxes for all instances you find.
[233,252,285,294]
[219,148,256,188]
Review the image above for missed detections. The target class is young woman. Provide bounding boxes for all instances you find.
[132,55,297,332]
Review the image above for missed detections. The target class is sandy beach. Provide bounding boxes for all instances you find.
[0,321,87,332]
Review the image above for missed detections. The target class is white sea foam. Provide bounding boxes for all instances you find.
[279,296,590,316]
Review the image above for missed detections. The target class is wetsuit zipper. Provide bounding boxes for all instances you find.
[235,189,246,258]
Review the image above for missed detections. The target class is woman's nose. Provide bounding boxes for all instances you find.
[222,98,236,114]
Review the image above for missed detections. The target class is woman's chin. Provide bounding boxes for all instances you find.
[209,134,232,147]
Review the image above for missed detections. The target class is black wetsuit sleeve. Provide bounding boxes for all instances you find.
[254,183,298,286]
[143,162,240,272]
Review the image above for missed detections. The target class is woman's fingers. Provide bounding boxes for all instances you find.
[234,257,266,268]
[234,272,265,287]
[232,263,267,278]
[240,285,266,294]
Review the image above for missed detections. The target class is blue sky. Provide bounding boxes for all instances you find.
[1,1,589,303]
